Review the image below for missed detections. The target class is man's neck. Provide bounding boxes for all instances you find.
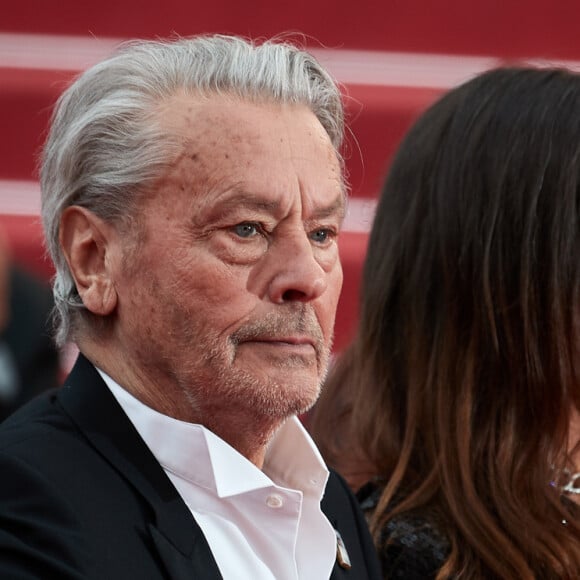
[200,406,284,469]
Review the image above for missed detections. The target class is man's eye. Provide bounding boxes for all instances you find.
[310,228,334,244]
[233,222,261,238]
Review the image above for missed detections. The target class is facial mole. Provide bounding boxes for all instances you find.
[224,153,230,159]
[189,153,199,161]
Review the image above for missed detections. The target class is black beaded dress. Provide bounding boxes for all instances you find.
[357,482,450,579]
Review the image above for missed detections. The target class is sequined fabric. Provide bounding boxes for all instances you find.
[357,482,450,579]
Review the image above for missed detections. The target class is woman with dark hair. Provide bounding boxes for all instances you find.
[310,67,580,579]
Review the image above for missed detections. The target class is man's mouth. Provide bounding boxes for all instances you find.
[229,309,324,361]
[240,336,316,350]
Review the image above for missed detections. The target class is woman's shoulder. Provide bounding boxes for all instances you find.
[358,482,450,579]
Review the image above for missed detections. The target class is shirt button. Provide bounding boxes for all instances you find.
[266,494,284,509]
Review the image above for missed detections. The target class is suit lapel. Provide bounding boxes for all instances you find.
[57,354,223,580]
[323,473,382,579]
[149,524,223,580]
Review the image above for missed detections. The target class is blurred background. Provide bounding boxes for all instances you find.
[2,0,580,359]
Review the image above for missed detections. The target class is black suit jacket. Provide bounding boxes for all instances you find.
[0,354,381,579]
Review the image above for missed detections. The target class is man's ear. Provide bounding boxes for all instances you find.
[59,206,119,316]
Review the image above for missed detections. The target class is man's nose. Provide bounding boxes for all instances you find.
[265,235,328,304]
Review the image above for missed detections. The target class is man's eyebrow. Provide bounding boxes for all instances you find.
[311,194,346,221]
[209,190,346,219]
[213,192,281,214]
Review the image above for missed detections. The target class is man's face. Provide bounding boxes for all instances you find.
[114,94,344,422]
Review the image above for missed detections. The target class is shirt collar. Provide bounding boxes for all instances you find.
[97,368,329,500]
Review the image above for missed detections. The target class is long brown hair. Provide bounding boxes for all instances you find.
[312,67,580,578]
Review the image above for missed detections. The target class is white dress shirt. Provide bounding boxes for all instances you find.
[98,369,337,580]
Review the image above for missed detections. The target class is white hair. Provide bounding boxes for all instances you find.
[40,34,345,346]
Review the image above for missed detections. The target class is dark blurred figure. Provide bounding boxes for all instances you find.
[0,228,60,421]
[311,67,580,579]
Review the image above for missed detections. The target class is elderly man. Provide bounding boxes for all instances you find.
[0,35,380,579]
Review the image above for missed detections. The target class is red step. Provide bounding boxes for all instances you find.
[2,0,580,59]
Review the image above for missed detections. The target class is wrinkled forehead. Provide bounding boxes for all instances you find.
[155,92,328,141]
[153,92,344,178]
[150,92,345,194]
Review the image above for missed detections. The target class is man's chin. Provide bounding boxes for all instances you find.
[235,342,320,370]
[275,378,322,417]
[237,375,322,419]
